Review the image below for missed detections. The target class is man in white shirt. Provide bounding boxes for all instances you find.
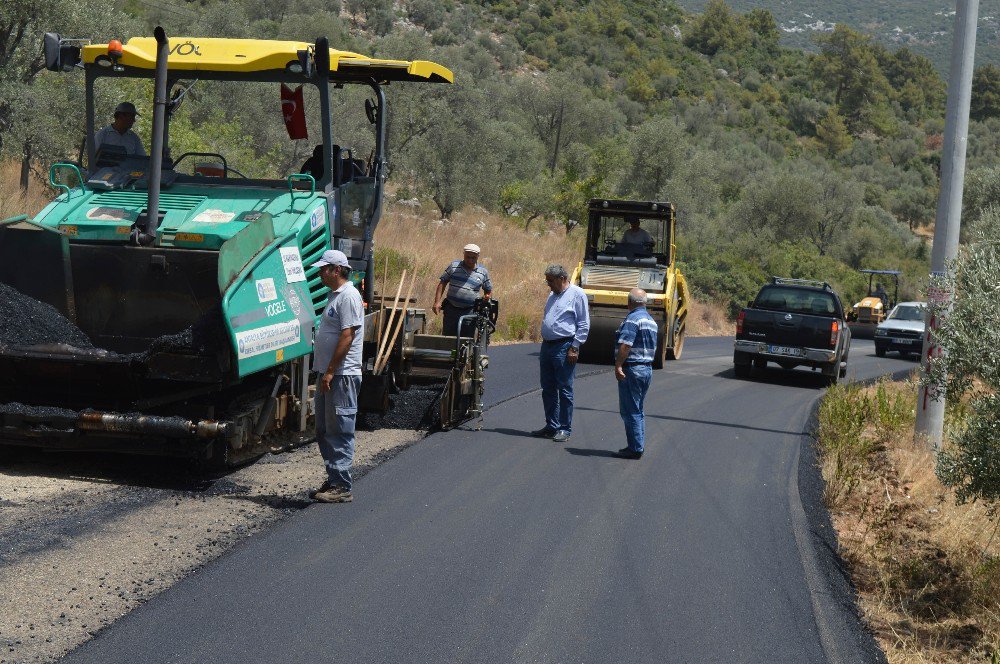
[310,249,364,504]
[532,264,590,443]
[94,102,146,158]
[620,215,653,246]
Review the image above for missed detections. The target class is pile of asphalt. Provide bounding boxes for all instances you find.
[361,380,444,431]
[139,306,226,358]
[0,283,93,349]
[0,401,78,419]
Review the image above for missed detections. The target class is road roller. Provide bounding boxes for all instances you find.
[573,199,690,369]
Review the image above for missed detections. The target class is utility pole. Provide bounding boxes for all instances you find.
[915,0,979,446]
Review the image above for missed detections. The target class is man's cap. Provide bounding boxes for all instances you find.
[463,243,481,254]
[311,249,351,268]
[114,102,139,115]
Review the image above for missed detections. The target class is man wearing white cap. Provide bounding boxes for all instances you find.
[309,249,364,504]
[433,243,493,336]
[94,102,146,157]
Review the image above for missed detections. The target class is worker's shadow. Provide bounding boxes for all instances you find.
[222,494,313,509]
[476,427,535,439]
[564,447,624,458]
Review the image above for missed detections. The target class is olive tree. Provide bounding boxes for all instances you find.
[932,208,1000,509]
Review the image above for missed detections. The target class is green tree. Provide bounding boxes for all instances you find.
[971,64,1000,121]
[620,115,687,200]
[812,25,892,134]
[879,47,945,116]
[740,8,780,50]
[683,0,750,57]
[815,108,852,156]
[932,209,1000,508]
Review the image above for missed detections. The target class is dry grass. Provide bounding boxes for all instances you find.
[0,162,51,221]
[374,201,731,341]
[817,379,1000,663]
[374,203,584,340]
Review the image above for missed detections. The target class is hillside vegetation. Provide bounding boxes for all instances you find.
[4,0,1000,317]
[678,0,1000,75]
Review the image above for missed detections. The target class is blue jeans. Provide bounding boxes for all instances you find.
[315,374,361,490]
[618,363,652,453]
[539,339,577,433]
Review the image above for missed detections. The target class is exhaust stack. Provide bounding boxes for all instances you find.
[136,26,169,245]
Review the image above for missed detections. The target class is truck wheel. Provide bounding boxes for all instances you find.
[875,345,886,358]
[823,361,840,386]
[733,351,752,379]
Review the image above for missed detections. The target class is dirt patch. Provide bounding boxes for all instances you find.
[686,299,732,337]
[0,426,424,664]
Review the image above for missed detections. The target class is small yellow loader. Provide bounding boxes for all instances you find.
[846,269,900,339]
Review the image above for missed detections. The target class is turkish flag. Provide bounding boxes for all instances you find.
[280,84,307,140]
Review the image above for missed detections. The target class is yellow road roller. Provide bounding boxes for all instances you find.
[573,199,690,369]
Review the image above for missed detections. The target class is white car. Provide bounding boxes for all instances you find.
[874,302,926,359]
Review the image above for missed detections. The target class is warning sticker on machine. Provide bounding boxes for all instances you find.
[310,206,326,232]
[256,278,277,302]
[279,246,306,283]
[86,207,132,221]
[235,320,301,359]
[193,209,236,224]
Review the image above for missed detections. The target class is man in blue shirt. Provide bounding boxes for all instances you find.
[433,243,493,336]
[533,264,590,443]
[614,288,658,459]
[310,249,364,503]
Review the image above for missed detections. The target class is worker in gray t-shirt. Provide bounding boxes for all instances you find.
[309,249,364,504]
[94,102,146,157]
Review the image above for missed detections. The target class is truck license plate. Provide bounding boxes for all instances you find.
[767,345,801,356]
[891,338,915,344]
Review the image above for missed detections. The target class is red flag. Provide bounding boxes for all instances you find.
[280,84,307,140]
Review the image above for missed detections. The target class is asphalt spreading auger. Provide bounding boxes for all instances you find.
[0,29,492,467]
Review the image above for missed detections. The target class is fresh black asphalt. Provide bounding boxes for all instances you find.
[62,337,913,663]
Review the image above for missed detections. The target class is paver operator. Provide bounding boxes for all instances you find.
[310,249,364,504]
[614,288,657,460]
[94,101,146,157]
[433,243,492,336]
[532,264,590,444]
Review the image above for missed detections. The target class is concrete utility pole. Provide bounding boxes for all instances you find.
[915,0,979,446]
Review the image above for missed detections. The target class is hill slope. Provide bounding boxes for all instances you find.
[676,0,1000,74]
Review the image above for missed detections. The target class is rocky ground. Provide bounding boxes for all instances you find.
[0,385,441,664]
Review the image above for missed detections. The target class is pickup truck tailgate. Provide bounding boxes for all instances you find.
[743,310,832,349]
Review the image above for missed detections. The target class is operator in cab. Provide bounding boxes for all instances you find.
[873,282,889,310]
[94,102,146,157]
[620,215,653,247]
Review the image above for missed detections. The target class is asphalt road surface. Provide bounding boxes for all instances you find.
[63,337,914,664]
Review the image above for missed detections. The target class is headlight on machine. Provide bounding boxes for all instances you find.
[875,328,888,336]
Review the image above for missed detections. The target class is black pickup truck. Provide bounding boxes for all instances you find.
[734,277,851,385]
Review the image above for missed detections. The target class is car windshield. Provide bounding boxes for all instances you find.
[889,305,925,321]
[754,286,839,316]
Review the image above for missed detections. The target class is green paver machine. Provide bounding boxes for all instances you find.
[0,29,458,465]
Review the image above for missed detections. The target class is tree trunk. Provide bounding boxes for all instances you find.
[549,101,564,176]
[20,141,31,191]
